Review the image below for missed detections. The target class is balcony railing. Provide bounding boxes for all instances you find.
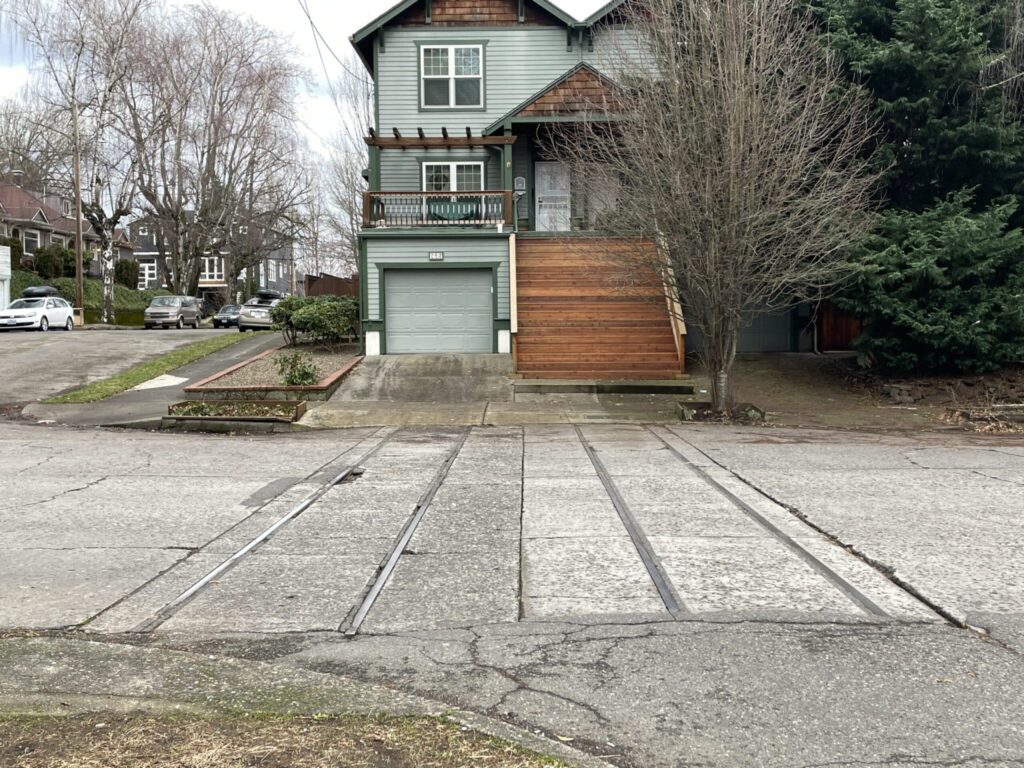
[363,190,514,228]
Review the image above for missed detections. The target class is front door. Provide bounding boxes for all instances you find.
[535,161,571,232]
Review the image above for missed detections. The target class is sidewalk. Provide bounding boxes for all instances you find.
[299,394,685,427]
[23,333,280,428]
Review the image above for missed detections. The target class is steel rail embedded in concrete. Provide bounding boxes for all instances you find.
[575,425,689,617]
[341,427,473,635]
[647,425,893,619]
[132,429,398,632]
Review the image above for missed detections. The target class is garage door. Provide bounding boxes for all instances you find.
[385,269,492,353]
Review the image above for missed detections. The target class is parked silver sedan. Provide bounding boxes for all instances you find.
[238,290,283,332]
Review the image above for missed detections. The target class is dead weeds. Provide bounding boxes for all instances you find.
[0,714,569,768]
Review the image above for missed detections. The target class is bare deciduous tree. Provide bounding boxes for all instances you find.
[79,0,147,323]
[120,4,306,297]
[0,99,71,190]
[8,0,147,322]
[546,0,879,412]
[311,54,373,277]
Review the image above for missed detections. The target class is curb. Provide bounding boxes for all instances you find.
[446,708,620,768]
[0,636,618,768]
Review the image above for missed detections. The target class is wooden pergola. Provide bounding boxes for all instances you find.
[365,126,516,149]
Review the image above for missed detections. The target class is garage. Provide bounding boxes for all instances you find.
[384,268,493,353]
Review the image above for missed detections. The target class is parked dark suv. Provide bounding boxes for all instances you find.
[144,296,201,329]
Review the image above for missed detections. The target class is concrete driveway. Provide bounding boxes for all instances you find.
[1,421,1023,766]
[0,328,232,403]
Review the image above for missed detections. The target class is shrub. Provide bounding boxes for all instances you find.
[32,246,65,279]
[271,295,357,346]
[274,351,319,386]
[836,191,1024,372]
[0,236,24,266]
[11,269,44,297]
[61,247,92,276]
[115,259,139,289]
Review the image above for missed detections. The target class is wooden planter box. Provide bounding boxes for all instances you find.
[183,348,363,402]
[162,400,308,432]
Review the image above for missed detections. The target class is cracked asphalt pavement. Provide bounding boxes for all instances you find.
[1,420,1023,767]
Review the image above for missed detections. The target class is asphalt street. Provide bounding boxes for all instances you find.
[1,420,1022,766]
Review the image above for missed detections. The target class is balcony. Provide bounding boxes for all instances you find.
[362,190,514,229]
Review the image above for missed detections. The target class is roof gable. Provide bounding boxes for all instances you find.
[353,0,574,41]
[484,63,620,133]
[582,0,631,26]
[351,0,576,72]
[391,0,567,27]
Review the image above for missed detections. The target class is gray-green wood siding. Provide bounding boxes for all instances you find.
[377,27,582,134]
[380,149,501,191]
[365,236,511,320]
[373,25,646,187]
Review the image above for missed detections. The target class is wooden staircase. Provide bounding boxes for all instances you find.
[514,237,684,379]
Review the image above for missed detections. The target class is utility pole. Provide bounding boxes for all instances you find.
[72,99,84,321]
[290,243,297,295]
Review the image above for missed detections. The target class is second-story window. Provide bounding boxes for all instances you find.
[200,256,224,281]
[421,45,483,109]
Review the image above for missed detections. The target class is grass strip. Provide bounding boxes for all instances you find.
[0,713,572,767]
[43,332,270,404]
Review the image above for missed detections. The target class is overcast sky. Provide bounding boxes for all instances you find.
[0,0,604,150]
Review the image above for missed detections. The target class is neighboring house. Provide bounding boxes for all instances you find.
[253,241,299,296]
[130,217,298,303]
[85,228,136,279]
[0,180,101,265]
[351,0,687,378]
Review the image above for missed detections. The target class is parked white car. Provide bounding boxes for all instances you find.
[0,297,75,331]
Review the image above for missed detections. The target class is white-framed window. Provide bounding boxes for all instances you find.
[421,45,483,108]
[23,230,40,254]
[137,226,149,236]
[61,199,72,216]
[138,261,157,289]
[51,234,66,247]
[237,225,248,235]
[422,161,484,192]
[200,255,224,281]
[268,259,277,282]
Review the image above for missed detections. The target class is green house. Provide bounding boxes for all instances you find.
[352,0,686,378]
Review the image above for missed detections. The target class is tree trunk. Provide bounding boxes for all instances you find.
[100,239,116,325]
[704,321,739,414]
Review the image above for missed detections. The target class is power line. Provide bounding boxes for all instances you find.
[295,0,370,84]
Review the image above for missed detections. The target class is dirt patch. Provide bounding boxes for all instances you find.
[213,344,359,388]
[690,353,942,431]
[0,714,568,768]
[863,366,1024,407]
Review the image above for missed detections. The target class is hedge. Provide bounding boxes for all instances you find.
[10,269,169,311]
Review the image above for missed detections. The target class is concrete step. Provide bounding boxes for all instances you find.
[514,379,695,394]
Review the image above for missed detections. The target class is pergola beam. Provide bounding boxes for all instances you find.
[366,132,516,149]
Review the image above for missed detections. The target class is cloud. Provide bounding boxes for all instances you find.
[0,64,30,99]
